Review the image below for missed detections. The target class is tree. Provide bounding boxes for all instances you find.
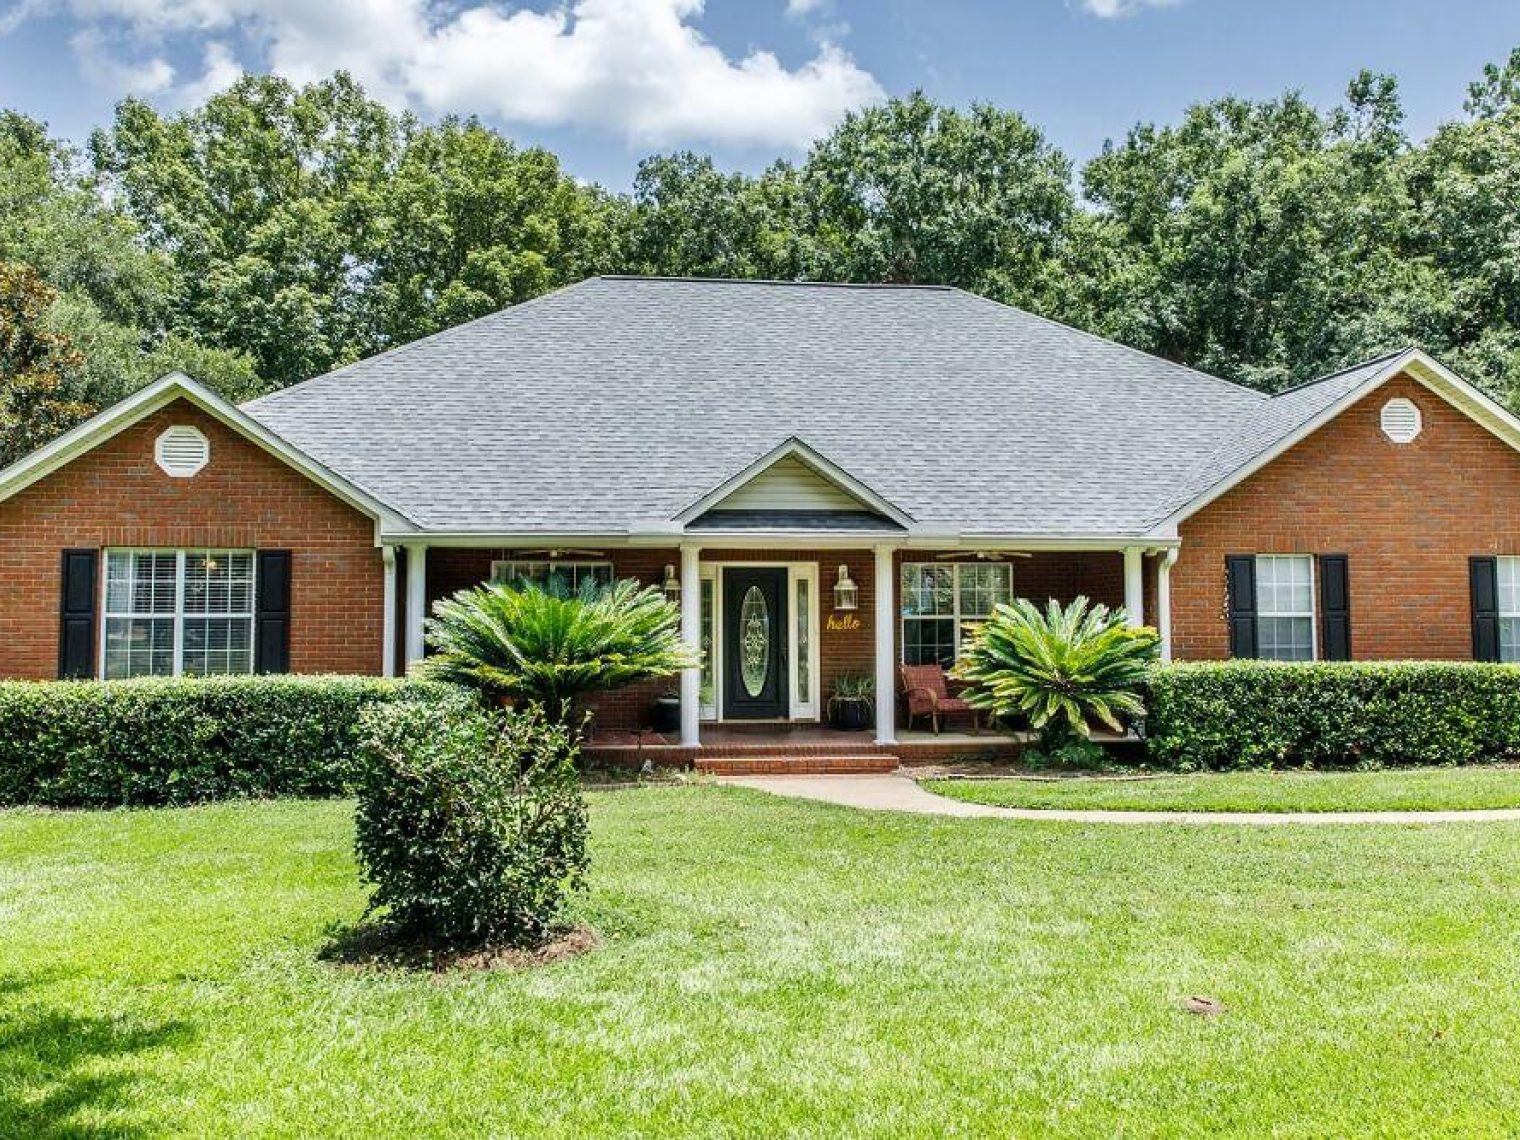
[796,92,1075,307]
[368,118,620,347]
[1402,50,1520,404]
[0,261,92,467]
[1071,77,1427,391]
[0,111,173,331]
[90,72,401,386]
[620,151,801,280]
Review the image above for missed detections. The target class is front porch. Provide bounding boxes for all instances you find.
[390,538,1178,759]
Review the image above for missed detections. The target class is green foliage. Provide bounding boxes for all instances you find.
[798,92,1074,308]
[353,700,589,947]
[829,672,875,701]
[0,259,92,467]
[1146,661,1520,770]
[420,579,699,715]
[0,675,450,807]
[952,596,1160,750]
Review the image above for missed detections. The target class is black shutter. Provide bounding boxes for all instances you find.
[58,549,98,679]
[1226,555,1257,658]
[1472,556,1500,663]
[1319,555,1351,662]
[255,550,292,674]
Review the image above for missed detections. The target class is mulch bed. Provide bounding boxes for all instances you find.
[321,922,599,974]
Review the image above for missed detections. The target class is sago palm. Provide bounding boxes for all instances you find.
[951,595,1160,748]
[419,579,700,720]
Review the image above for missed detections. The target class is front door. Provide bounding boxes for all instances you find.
[723,567,788,720]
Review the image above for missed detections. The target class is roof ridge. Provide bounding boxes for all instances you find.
[596,274,955,291]
[1269,346,1414,398]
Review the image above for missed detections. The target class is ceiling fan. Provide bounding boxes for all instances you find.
[934,550,1032,560]
[510,548,608,559]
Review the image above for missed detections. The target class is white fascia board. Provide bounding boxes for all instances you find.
[394,529,1176,553]
[0,371,416,539]
[673,436,915,528]
[1149,348,1514,535]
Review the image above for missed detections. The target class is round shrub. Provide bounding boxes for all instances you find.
[353,699,590,948]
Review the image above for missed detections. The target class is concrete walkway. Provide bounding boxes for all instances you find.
[716,773,1520,825]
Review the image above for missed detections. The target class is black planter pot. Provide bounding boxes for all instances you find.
[830,698,872,731]
[651,696,681,734]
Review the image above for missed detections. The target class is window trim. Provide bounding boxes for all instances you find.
[1253,553,1317,662]
[899,561,1014,667]
[489,559,614,593]
[100,548,257,679]
[1495,557,1520,663]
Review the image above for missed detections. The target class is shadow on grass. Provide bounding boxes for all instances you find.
[0,972,193,1138]
[320,919,598,974]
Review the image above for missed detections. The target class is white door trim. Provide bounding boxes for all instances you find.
[704,560,820,723]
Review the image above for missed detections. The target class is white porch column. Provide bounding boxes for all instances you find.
[1123,546,1145,628]
[404,543,428,669]
[873,543,898,746]
[381,545,397,678]
[679,543,702,748]
[1157,548,1180,661]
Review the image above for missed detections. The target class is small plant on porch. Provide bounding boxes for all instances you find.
[951,596,1160,765]
[418,579,700,727]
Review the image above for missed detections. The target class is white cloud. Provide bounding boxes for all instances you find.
[70,26,175,92]
[785,0,828,15]
[7,0,884,149]
[1078,0,1182,17]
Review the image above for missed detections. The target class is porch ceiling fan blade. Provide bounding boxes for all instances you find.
[933,550,1033,560]
[513,548,608,558]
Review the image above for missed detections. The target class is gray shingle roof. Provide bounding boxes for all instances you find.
[1147,349,1412,526]
[243,276,1348,537]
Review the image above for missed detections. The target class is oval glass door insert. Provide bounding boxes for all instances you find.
[740,585,770,697]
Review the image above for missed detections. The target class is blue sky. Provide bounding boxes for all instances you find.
[2,0,1518,188]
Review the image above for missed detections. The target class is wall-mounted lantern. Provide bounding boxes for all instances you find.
[833,564,858,611]
[662,564,682,603]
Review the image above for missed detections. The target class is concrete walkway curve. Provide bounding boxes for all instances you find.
[716,773,1520,825]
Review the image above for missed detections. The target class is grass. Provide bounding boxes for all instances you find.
[3,790,1520,1135]
[922,764,1520,813]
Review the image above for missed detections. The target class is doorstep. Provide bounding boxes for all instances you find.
[695,754,901,776]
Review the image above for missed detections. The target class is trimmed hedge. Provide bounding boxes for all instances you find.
[1145,661,1520,770]
[0,675,457,807]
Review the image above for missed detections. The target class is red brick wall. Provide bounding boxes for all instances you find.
[1173,373,1520,660]
[0,398,384,678]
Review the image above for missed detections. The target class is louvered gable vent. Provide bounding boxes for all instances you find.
[155,425,210,477]
[1379,398,1422,444]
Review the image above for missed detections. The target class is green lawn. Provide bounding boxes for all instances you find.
[922,765,1520,813]
[5,791,1520,1135]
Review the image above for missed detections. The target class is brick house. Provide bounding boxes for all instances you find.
[4,276,1520,754]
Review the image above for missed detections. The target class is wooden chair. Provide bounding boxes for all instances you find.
[900,664,978,734]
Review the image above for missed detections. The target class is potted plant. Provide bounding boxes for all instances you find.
[651,688,681,733]
[828,672,874,731]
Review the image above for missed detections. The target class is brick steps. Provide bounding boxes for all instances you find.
[695,754,900,776]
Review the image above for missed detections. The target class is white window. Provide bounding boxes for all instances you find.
[1496,558,1520,662]
[900,562,1013,667]
[1255,555,1315,662]
[103,550,255,679]
[490,560,613,595]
